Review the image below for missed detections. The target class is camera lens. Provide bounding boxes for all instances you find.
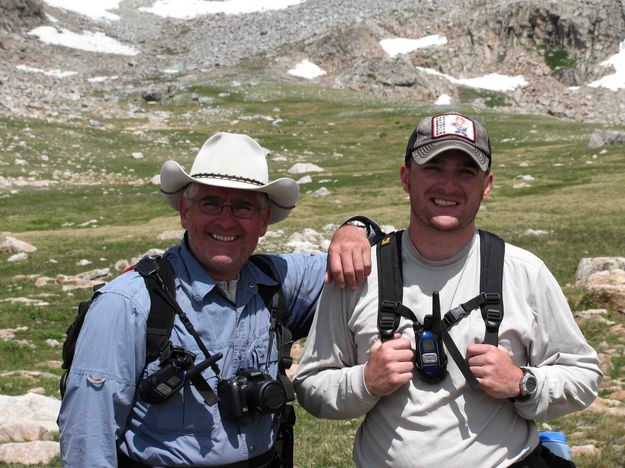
[257,380,286,412]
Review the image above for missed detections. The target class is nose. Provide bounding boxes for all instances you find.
[436,173,460,193]
[212,205,239,227]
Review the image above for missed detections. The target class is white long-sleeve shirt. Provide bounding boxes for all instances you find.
[294,231,602,468]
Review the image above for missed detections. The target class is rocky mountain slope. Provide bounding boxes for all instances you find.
[1,0,625,124]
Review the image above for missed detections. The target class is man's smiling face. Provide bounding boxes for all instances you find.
[401,149,493,235]
[180,183,270,280]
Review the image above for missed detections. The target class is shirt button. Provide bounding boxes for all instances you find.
[250,445,255,452]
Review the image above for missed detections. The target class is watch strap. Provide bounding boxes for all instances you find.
[341,216,385,245]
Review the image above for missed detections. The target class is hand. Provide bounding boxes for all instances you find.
[364,334,414,396]
[324,225,372,289]
[466,344,523,399]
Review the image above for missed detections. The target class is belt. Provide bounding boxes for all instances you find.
[117,447,278,467]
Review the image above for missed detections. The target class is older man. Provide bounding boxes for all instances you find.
[59,132,377,467]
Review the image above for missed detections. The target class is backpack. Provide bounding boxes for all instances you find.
[59,254,294,399]
[376,229,505,390]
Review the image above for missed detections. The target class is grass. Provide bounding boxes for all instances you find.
[539,45,577,74]
[1,73,624,467]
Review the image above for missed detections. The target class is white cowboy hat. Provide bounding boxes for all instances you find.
[160,132,299,224]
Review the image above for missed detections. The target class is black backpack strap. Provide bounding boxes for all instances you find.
[136,256,178,364]
[377,231,406,342]
[250,254,295,402]
[250,254,287,324]
[59,284,106,397]
[478,230,505,346]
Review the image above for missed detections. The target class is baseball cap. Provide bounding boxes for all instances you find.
[405,113,492,171]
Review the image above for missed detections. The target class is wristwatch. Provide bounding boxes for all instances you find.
[516,368,537,401]
[345,219,367,230]
[341,216,385,245]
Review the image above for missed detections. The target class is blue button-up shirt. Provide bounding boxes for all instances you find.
[58,240,326,466]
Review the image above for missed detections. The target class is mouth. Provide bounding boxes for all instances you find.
[209,233,239,242]
[431,198,459,207]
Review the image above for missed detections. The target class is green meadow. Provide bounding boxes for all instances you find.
[0,77,624,467]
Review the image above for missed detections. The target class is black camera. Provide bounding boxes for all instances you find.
[139,347,196,404]
[218,367,287,418]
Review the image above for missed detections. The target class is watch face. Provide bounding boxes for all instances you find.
[347,220,366,228]
[523,372,537,394]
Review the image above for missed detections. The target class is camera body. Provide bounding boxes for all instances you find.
[139,348,196,404]
[218,367,287,418]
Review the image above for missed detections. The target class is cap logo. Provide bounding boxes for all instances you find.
[432,114,476,142]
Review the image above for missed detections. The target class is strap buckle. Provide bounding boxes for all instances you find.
[135,256,160,277]
[380,300,400,314]
[485,293,501,305]
[443,305,467,327]
[379,301,400,341]
[485,308,503,331]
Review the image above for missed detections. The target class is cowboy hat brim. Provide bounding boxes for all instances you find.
[160,160,299,224]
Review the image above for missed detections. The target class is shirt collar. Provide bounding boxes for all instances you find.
[177,233,276,303]
[403,230,477,268]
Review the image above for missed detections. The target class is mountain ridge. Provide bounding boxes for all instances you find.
[2,0,625,125]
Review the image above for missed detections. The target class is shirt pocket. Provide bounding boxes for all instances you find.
[245,327,280,376]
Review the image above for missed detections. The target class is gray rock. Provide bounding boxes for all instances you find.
[575,257,625,285]
[7,252,28,262]
[0,236,37,253]
[288,163,324,174]
[0,440,59,465]
[0,393,60,443]
[587,129,625,148]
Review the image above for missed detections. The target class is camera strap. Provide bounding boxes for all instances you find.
[136,256,221,405]
[251,254,296,403]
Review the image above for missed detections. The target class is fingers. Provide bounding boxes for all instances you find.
[365,337,415,396]
[466,344,510,367]
[467,345,522,399]
[326,225,372,289]
[465,343,493,360]
[323,263,336,286]
[326,244,346,288]
[347,249,365,289]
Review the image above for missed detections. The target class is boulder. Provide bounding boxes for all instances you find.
[0,393,60,443]
[0,440,59,465]
[287,163,324,174]
[575,257,625,311]
[587,129,625,148]
[0,236,37,253]
[575,257,625,285]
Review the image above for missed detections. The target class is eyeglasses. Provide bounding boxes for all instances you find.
[185,197,264,219]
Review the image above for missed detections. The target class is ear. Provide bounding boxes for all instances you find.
[179,196,189,229]
[482,172,494,200]
[258,206,271,237]
[400,164,410,193]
